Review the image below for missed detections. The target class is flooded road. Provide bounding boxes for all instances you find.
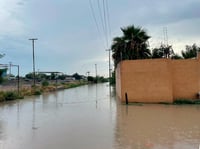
[0,83,200,149]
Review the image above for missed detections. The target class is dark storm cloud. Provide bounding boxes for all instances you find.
[1,0,200,76]
[129,0,200,25]
[16,2,24,6]
[16,0,28,6]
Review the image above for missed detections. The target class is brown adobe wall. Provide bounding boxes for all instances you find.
[171,59,200,99]
[117,59,173,103]
[116,63,122,100]
[116,58,200,103]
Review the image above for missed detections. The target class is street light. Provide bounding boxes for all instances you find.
[29,38,38,86]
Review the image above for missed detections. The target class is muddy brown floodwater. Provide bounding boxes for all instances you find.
[0,83,200,149]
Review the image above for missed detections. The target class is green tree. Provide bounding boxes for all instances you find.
[152,47,164,58]
[111,25,151,67]
[111,37,125,67]
[152,44,174,59]
[72,73,81,80]
[110,71,116,85]
[0,53,5,83]
[58,75,66,80]
[25,72,33,79]
[171,53,182,59]
[181,44,200,59]
[0,69,4,84]
[50,73,56,80]
[87,76,94,82]
[38,73,48,80]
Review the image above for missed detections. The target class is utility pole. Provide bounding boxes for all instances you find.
[17,65,19,94]
[86,71,90,82]
[9,62,12,77]
[106,49,111,83]
[95,64,97,83]
[29,38,38,86]
[11,64,20,95]
[86,71,90,77]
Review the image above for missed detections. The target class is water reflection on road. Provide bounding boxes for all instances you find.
[116,104,200,149]
[0,83,200,149]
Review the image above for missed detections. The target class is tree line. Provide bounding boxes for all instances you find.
[111,25,200,68]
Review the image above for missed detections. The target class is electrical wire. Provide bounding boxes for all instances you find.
[89,0,101,36]
[97,0,106,36]
[103,0,108,47]
[105,0,111,43]
[88,0,112,49]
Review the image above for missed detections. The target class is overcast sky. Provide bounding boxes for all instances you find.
[0,0,200,76]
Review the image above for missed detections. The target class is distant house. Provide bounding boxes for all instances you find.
[65,76,75,82]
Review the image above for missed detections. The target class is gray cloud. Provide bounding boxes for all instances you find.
[16,2,24,6]
[1,0,200,76]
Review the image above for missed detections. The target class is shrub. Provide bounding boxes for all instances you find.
[0,91,5,101]
[20,88,32,96]
[33,90,42,95]
[4,91,18,101]
[174,99,195,104]
[42,80,49,86]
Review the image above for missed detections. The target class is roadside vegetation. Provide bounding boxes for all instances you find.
[173,99,200,105]
[0,81,87,102]
[110,24,200,85]
[111,25,200,68]
[0,71,109,103]
[0,69,4,84]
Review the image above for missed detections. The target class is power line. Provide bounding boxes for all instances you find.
[97,0,106,36]
[88,0,113,79]
[105,0,111,43]
[88,0,111,48]
[88,0,106,48]
[102,0,108,47]
[89,0,101,36]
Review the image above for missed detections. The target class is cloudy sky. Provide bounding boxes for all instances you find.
[0,0,200,76]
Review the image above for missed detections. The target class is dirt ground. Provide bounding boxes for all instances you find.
[0,79,75,92]
[0,79,31,91]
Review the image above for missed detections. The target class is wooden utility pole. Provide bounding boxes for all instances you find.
[29,38,38,86]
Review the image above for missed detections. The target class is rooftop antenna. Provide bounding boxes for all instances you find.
[163,27,168,46]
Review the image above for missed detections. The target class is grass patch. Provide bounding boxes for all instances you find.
[0,91,23,101]
[0,91,5,102]
[173,99,200,104]
[122,102,144,106]
[158,102,171,105]
[0,81,87,103]
[33,90,42,95]
[42,80,49,86]
[4,91,18,101]
[63,82,87,89]
[31,85,43,95]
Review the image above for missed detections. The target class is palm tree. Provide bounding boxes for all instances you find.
[111,25,151,67]
[111,37,125,66]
